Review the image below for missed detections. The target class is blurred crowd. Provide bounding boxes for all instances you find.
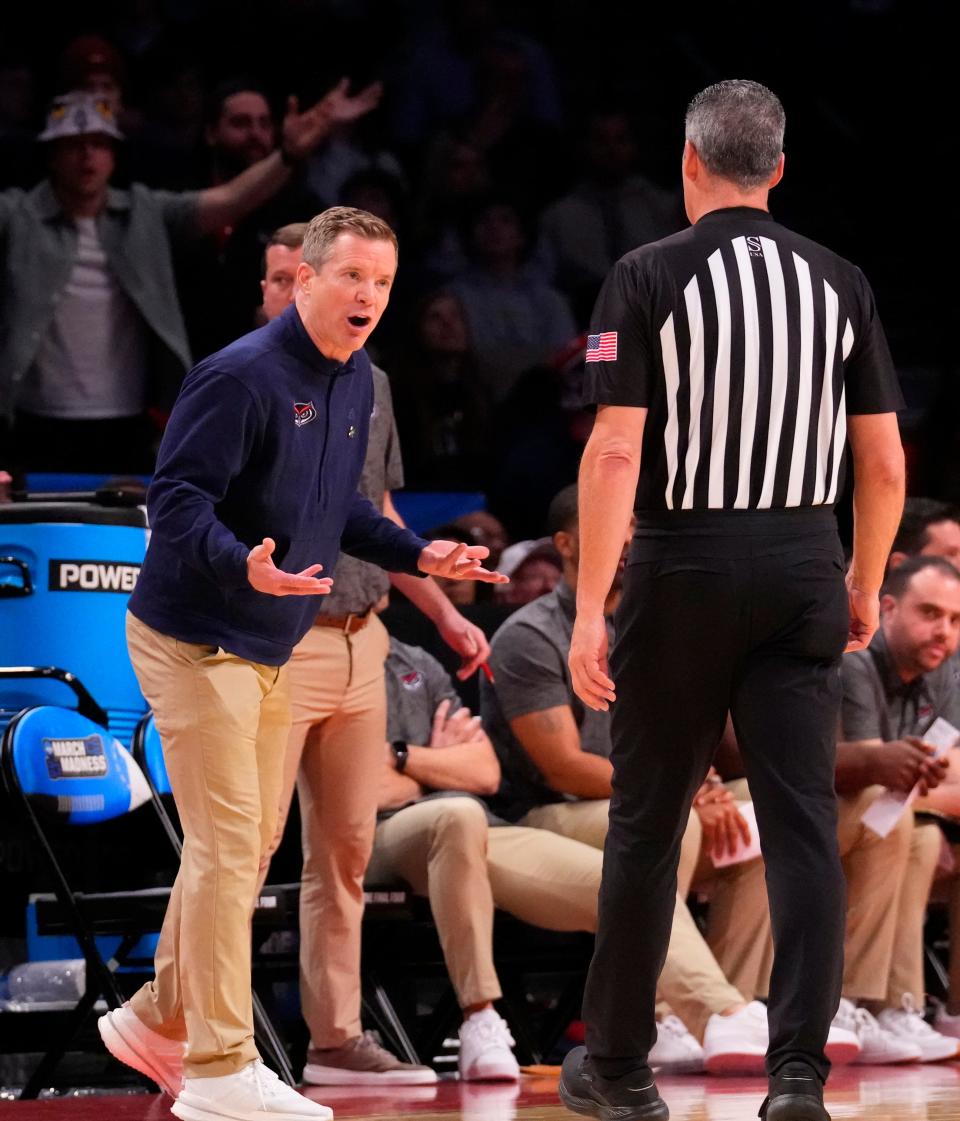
[2,0,955,544]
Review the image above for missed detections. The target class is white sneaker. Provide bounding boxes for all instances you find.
[172,1060,333,1121]
[876,993,960,1063]
[831,998,921,1064]
[649,1015,704,1074]
[458,1009,520,1082]
[702,1001,768,1074]
[932,997,960,1040]
[98,1002,186,1097]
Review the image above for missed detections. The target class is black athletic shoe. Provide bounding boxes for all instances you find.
[759,1061,830,1121]
[558,1046,669,1121]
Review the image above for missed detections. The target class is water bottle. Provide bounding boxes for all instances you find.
[0,959,86,1010]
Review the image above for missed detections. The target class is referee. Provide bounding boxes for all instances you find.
[559,81,905,1121]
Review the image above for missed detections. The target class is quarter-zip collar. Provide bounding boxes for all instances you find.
[280,303,356,380]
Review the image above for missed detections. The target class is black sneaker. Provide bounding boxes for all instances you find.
[759,1061,830,1121]
[558,1046,669,1121]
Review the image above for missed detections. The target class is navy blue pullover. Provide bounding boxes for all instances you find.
[129,304,429,665]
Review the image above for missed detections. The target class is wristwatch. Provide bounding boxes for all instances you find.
[391,740,409,773]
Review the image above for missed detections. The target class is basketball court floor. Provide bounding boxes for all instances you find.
[3,1065,960,1121]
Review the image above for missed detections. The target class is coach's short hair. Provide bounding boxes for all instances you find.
[882,555,960,600]
[301,207,398,271]
[685,79,785,190]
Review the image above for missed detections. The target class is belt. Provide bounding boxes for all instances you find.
[313,610,371,635]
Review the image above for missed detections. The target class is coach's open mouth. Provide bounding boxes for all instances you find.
[348,315,371,328]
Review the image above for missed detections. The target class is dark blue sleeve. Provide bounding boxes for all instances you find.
[339,492,429,576]
[146,370,259,590]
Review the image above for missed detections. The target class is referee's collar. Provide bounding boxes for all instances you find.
[695,206,774,225]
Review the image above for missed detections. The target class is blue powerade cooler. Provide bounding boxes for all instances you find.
[0,502,149,744]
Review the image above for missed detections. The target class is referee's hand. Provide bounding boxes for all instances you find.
[845,574,879,652]
[570,613,616,711]
[246,537,334,597]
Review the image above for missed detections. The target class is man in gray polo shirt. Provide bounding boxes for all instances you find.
[371,636,705,1077]
[832,555,960,1061]
[481,484,783,1073]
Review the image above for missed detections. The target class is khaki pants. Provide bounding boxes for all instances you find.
[125,612,290,1077]
[746,788,938,1007]
[367,797,606,1008]
[524,793,769,1041]
[835,786,915,1002]
[885,818,942,1006]
[262,614,390,1049]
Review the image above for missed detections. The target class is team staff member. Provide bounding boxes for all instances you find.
[257,221,490,1085]
[560,81,905,1121]
[97,207,505,1121]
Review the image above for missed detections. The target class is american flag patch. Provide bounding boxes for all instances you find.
[585,332,617,362]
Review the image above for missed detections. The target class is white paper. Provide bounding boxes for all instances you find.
[710,801,762,867]
[861,718,960,838]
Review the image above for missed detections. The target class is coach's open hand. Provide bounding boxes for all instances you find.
[246,537,334,596]
[418,540,509,586]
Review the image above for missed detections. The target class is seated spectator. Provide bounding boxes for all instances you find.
[494,538,562,606]
[485,339,589,539]
[888,498,960,573]
[371,635,767,1077]
[174,77,380,358]
[0,53,37,188]
[413,134,492,286]
[449,37,564,210]
[452,510,509,570]
[388,0,562,155]
[58,34,128,120]
[339,168,411,360]
[885,499,960,1037]
[389,291,491,490]
[422,523,484,607]
[829,556,960,1062]
[446,197,577,402]
[124,44,206,190]
[0,87,365,474]
[479,484,787,1073]
[305,97,403,210]
[537,107,681,323]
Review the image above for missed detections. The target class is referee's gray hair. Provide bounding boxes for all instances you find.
[301,206,398,270]
[685,80,785,190]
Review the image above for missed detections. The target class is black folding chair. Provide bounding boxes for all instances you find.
[0,685,173,1097]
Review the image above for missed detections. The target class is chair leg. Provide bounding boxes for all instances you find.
[253,990,297,1087]
[362,977,422,1065]
[19,987,102,1100]
[925,939,951,1001]
[416,985,462,1067]
[494,982,541,1066]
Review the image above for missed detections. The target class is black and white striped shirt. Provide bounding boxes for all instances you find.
[584,206,903,514]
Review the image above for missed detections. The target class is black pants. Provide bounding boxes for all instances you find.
[583,508,849,1084]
